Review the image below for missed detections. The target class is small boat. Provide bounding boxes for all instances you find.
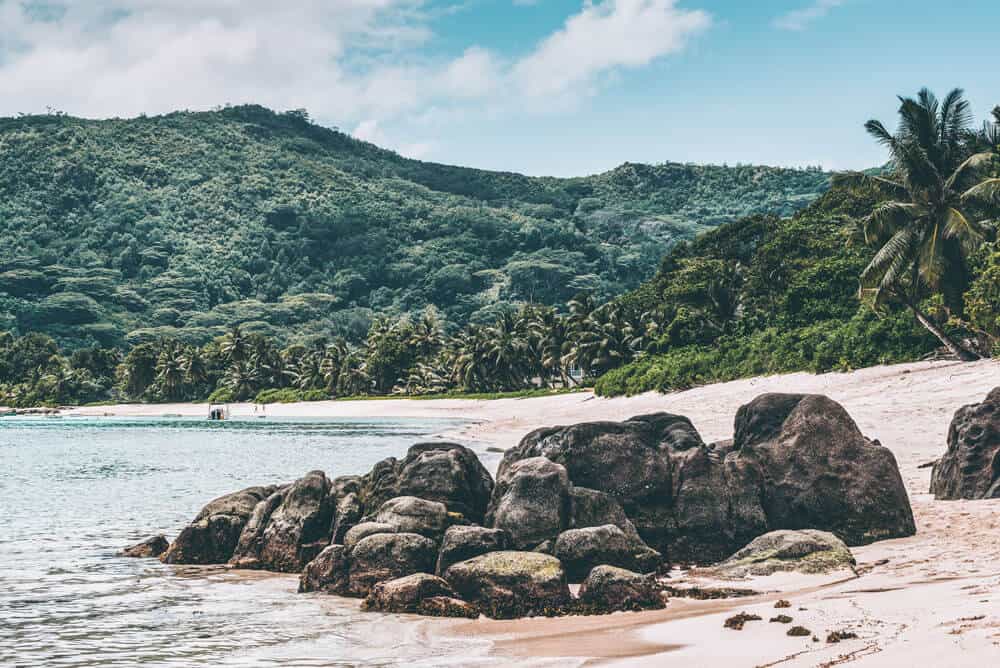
[207,403,230,421]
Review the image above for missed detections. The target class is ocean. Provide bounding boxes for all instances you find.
[0,415,537,667]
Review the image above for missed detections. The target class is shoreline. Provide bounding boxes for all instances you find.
[23,358,1000,666]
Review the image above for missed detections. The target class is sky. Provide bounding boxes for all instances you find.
[0,0,997,176]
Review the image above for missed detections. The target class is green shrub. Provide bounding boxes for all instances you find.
[254,388,329,403]
[594,310,935,397]
[206,386,234,403]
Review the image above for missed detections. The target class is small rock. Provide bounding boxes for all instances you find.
[347,532,437,596]
[435,526,512,576]
[121,535,169,558]
[444,550,571,619]
[577,565,665,612]
[826,630,859,643]
[417,596,480,618]
[553,524,662,582]
[298,544,349,594]
[711,529,855,578]
[344,522,397,550]
[374,496,450,540]
[774,599,791,608]
[361,573,457,613]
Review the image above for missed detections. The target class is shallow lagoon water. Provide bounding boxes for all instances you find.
[0,416,527,667]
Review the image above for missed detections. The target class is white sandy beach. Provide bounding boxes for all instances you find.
[61,358,1000,666]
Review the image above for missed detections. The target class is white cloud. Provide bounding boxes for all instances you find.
[773,0,845,31]
[512,0,710,99]
[0,0,434,120]
[0,0,709,153]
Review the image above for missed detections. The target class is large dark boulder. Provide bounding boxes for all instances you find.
[552,524,662,582]
[497,414,699,555]
[298,544,349,594]
[373,496,449,540]
[360,442,494,522]
[577,565,665,612]
[735,394,915,546]
[436,526,512,576]
[443,551,571,619]
[485,456,571,549]
[347,532,437,596]
[931,387,1000,500]
[229,470,335,572]
[498,395,915,564]
[161,484,283,564]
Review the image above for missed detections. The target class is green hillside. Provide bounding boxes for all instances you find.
[0,105,829,349]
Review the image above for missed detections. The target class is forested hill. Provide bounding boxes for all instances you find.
[0,105,829,349]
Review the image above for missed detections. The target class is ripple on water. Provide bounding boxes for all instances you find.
[0,417,524,667]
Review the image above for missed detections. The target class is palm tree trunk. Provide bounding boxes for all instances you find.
[905,301,980,361]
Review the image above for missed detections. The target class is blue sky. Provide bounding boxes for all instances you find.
[1,0,997,176]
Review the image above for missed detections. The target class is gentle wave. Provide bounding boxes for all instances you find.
[0,417,514,668]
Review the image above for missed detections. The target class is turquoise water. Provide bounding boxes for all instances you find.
[0,416,520,667]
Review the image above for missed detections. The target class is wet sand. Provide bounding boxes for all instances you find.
[57,358,1000,666]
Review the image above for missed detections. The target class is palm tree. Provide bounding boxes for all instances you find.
[336,352,370,396]
[569,303,636,376]
[181,346,208,389]
[220,325,248,362]
[289,350,324,390]
[155,343,186,400]
[484,311,532,391]
[316,339,348,393]
[447,326,491,392]
[535,307,571,387]
[225,360,260,400]
[835,88,997,360]
[408,308,445,359]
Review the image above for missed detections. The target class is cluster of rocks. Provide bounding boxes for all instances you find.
[129,393,917,619]
[931,387,1000,500]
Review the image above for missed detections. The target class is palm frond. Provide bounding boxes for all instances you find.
[962,178,1000,207]
[943,207,990,252]
[864,119,898,150]
[862,201,919,244]
[939,88,972,147]
[945,152,995,193]
[860,227,916,288]
[832,171,906,197]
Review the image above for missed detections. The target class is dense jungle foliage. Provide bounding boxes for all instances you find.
[0,105,829,352]
[1,94,996,408]
[596,93,1000,395]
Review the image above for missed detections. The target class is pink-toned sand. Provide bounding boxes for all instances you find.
[63,358,1000,666]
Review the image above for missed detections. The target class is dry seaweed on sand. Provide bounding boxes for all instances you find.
[724,612,762,630]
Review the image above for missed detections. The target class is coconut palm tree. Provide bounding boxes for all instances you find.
[155,343,186,400]
[220,325,248,362]
[408,308,445,359]
[181,346,208,389]
[835,88,998,360]
[225,360,260,400]
[569,303,636,376]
